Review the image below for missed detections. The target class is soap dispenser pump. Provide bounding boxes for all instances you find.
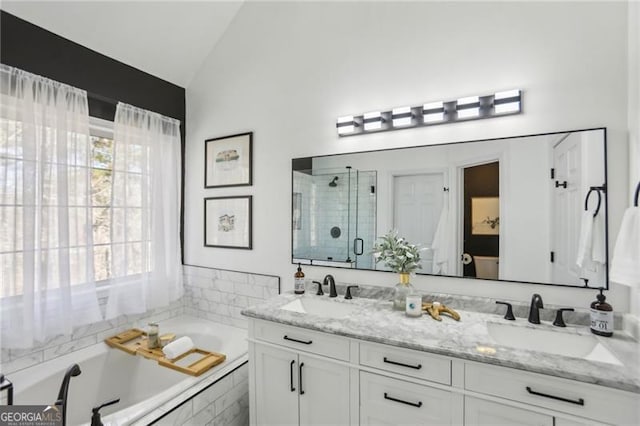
[590,288,613,337]
[294,263,305,294]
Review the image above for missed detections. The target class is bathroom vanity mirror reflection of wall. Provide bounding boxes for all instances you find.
[292,128,608,289]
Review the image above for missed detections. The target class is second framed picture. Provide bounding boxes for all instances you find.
[204,196,252,249]
[205,132,253,188]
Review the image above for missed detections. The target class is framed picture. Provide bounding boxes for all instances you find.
[204,196,252,249]
[205,132,253,188]
[471,197,500,235]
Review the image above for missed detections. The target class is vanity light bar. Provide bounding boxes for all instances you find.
[391,106,413,127]
[336,115,359,135]
[336,89,523,137]
[494,89,522,114]
[363,111,384,131]
[456,96,480,119]
[423,101,445,123]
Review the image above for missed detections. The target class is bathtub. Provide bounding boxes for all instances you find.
[10,316,248,425]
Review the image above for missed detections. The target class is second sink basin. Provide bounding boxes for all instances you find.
[487,322,622,365]
[280,297,358,318]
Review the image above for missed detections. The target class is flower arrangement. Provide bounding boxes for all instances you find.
[372,230,423,274]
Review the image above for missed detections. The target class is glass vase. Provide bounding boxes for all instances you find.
[393,273,415,310]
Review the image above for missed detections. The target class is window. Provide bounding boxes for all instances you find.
[0,117,24,297]
[90,118,151,284]
[0,118,149,298]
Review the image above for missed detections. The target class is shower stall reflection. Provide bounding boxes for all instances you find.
[292,167,377,269]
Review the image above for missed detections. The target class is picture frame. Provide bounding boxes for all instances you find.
[471,197,500,235]
[205,132,253,188]
[204,196,252,249]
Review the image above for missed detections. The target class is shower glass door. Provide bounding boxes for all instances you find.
[292,167,376,267]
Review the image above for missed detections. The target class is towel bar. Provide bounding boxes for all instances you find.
[584,187,602,217]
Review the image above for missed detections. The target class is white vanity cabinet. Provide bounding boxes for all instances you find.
[248,318,639,426]
[249,320,352,426]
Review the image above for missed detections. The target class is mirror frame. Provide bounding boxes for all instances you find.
[291,127,608,289]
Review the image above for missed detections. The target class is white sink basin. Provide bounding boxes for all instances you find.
[486,322,622,365]
[280,298,358,318]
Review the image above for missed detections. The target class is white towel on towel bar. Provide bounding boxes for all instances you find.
[592,209,606,264]
[576,208,607,269]
[576,210,594,269]
[431,204,449,275]
[610,206,640,287]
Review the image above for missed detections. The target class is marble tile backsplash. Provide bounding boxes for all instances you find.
[182,265,280,330]
[1,265,280,377]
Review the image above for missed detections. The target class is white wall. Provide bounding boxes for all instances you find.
[185,2,630,311]
[627,0,639,315]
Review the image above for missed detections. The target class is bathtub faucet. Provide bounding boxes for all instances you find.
[91,398,120,426]
[55,363,81,426]
[0,373,14,405]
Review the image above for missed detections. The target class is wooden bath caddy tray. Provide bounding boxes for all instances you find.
[105,329,226,376]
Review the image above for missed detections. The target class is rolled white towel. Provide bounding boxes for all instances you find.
[162,336,194,360]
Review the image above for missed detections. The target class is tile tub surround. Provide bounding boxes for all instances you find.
[8,315,248,425]
[143,361,249,426]
[2,264,278,382]
[242,291,640,393]
[0,298,185,376]
[183,265,280,330]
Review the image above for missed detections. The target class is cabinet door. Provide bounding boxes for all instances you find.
[465,396,553,426]
[298,354,350,426]
[254,344,299,426]
[360,371,453,425]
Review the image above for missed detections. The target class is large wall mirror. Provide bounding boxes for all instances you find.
[292,128,608,289]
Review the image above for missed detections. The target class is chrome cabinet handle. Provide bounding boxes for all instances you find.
[289,360,296,392]
[383,357,422,370]
[283,335,312,345]
[526,386,584,406]
[384,392,422,408]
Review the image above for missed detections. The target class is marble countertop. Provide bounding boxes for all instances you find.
[242,292,640,393]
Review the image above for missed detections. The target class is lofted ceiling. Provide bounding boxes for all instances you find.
[1,1,245,87]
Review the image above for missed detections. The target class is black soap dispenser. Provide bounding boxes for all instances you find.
[590,288,613,337]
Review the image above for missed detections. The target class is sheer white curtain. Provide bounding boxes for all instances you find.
[0,64,102,348]
[104,103,183,319]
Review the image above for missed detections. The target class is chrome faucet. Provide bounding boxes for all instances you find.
[323,274,337,298]
[528,294,544,324]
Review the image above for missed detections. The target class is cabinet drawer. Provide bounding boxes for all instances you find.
[360,371,453,425]
[465,396,553,426]
[360,341,451,385]
[253,320,350,361]
[465,362,639,425]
